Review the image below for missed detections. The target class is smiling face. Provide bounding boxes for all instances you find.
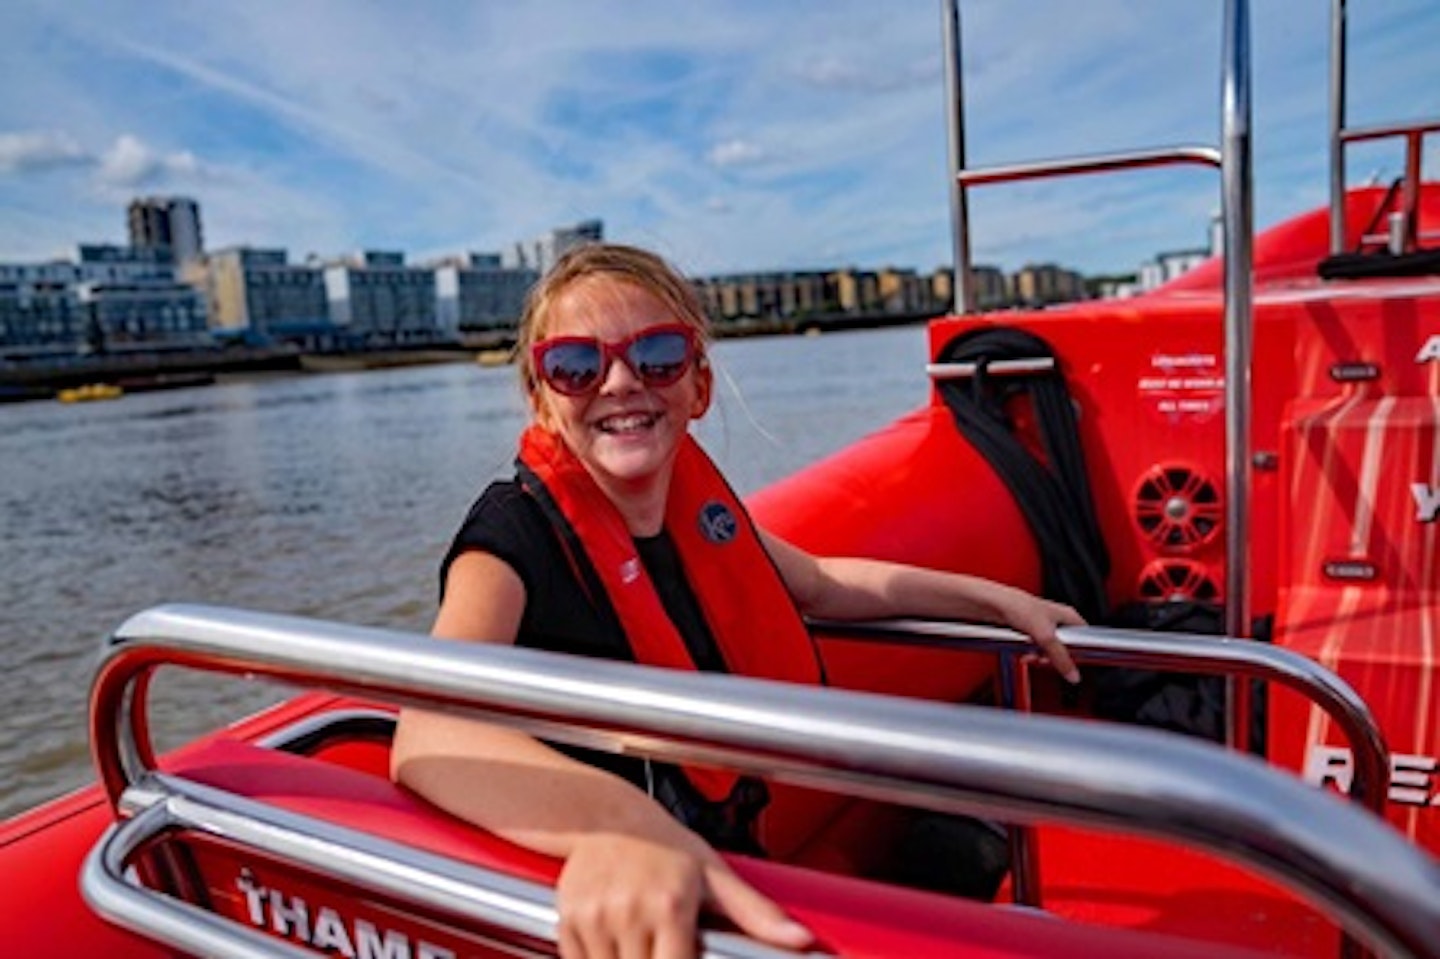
[532,274,712,505]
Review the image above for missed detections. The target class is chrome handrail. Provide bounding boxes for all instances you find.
[88,604,1440,959]
[938,0,1255,642]
[954,145,1221,188]
[84,773,793,959]
[1330,0,1440,254]
[809,618,1390,813]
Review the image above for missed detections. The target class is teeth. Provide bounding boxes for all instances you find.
[598,412,657,433]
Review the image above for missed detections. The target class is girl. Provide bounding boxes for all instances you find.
[392,243,1082,959]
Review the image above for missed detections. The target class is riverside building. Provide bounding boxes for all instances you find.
[433,253,538,332]
[505,219,603,275]
[75,244,210,351]
[190,247,332,346]
[128,196,205,266]
[323,252,444,346]
[0,245,209,358]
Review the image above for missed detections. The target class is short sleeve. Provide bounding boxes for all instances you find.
[440,480,553,601]
[441,479,630,662]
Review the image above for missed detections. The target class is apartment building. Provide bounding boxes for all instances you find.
[323,251,442,344]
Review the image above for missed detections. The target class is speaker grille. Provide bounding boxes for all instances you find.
[1137,559,1221,603]
[1134,464,1221,551]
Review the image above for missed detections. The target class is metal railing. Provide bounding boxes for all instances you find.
[810,616,1391,929]
[1329,0,1440,255]
[86,773,790,959]
[938,0,1255,641]
[810,618,1390,812]
[84,604,1440,959]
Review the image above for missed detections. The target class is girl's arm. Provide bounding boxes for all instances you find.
[760,529,1084,684]
[391,550,812,958]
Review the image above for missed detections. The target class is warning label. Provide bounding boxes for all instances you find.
[1138,352,1225,423]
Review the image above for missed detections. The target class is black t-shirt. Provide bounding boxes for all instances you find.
[442,480,727,672]
[441,480,767,853]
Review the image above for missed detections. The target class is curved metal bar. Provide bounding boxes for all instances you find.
[810,618,1389,814]
[91,604,1440,958]
[955,145,1222,188]
[84,774,792,959]
[81,800,319,959]
[1339,116,1440,144]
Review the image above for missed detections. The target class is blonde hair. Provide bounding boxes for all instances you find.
[516,243,711,397]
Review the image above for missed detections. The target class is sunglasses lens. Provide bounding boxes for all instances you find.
[539,342,602,395]
[628,331,692,386]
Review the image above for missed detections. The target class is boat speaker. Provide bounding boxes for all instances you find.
[1133,463,1221,552]
[1137,559,1221,603]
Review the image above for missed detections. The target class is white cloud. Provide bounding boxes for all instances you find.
[95,134,205,189]
[1,1,1437,275]
[0,131,88,174]
[793,54,939,94]
[707,139,770,169]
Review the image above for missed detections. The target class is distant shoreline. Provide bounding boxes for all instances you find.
[0,311,935,403]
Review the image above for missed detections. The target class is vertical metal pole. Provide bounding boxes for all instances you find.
[997,654,1041,907]
[1402,131,1422,254]
[941,0,975,314]
[1329,0,1348,254]
[1221,0,1254,650]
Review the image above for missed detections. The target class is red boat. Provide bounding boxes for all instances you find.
[4,1,1440,956]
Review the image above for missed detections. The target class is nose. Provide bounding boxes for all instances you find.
[597,349,643,394]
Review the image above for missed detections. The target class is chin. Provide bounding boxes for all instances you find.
[583,432,675,481]
[591,449,669,484]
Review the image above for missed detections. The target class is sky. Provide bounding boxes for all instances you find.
[1,0,1437,280]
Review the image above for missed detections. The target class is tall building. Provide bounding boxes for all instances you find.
[128,196,204,265]
[506,219,603,275]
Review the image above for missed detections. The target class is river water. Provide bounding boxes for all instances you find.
[0,325,929,818]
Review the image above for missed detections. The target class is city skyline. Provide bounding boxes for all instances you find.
[1,196,1098,363]
[2,2,1438,280]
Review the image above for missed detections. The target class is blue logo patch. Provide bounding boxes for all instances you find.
[698,501,738,545]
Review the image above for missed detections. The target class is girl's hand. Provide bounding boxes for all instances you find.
[991,587,1085,684]
[556,832,813,959]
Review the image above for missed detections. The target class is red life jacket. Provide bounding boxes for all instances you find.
[517,425,839,857]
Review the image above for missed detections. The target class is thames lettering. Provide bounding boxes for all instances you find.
[232,872,456,959]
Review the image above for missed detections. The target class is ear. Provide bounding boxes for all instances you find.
[690,356,713,419]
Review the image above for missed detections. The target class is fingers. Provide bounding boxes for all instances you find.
[705,862,815,952]
[556,837,702,959]
[556,852,813,959]
[1033,631,1081,685]
[1044,601,1084,684]
[1013,599,1083,685]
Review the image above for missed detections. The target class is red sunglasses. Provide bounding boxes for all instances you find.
[531,324,700,396]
